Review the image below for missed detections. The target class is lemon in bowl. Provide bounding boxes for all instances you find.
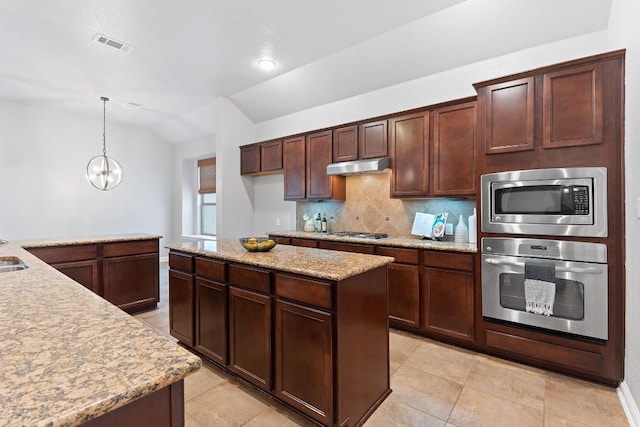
[239,237,276,252]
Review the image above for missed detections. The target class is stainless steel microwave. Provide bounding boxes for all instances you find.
[481,167,608,237]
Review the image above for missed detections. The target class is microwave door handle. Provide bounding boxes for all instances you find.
[484,258,604,274]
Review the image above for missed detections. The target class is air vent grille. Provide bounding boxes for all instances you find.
[94,34,135,53]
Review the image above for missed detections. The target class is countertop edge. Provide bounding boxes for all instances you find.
[266,231,478,253]
[18,233,163,248]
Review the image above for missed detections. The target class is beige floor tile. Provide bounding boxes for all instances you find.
[244,407,314,427]
[389,329,422,366]
[544,373,629,427]
[185,412,202,427]
[184,364,229,401]
[364,394,447,427]
[185,382,269,426]
[390,364,462,420]
[403,340,477,385]
[544,413,591,427]
[449,386,543,427]
[465,359,545,411]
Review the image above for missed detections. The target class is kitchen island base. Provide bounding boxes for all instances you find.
[167,241,394,427]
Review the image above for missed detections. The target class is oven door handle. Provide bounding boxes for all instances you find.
[484,258,604,274]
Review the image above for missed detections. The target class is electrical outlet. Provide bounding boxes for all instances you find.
[276,218,281,227]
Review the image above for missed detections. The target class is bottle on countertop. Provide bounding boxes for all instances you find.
[316,213,322,232]
[454,214,469,243]
[468,208,477,244]
[321,213,328,233]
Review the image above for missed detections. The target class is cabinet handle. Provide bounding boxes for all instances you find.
[484,258,604,274]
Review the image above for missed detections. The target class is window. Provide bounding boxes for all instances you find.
[198,157,216,236]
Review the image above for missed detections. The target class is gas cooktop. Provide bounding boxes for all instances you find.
[328,231,389,239]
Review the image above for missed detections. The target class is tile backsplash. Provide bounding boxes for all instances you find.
[296,172,476,240]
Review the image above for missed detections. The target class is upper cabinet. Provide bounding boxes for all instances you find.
[543,63,603,149]
[389,112,430,198]
[240,140,283,175]
[431,101,477,196]
[283,136,306,200]
[306,131,345,200]
[333,125,358,162]
[359,119,388,159]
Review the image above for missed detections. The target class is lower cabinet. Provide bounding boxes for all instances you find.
[274,299,333,425]
[423,251,475,343]
[195,278,227,365]
[228,286,272,391]
[169,269,194,346]
[376,246,421,328]
[26,238,160,313]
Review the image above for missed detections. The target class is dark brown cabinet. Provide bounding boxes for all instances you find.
[240,140,283,175]
[431,101,477,196]
[169,269,194,346]
[332,125,358,162]
[229,286,272,391]
[543,63,603,149]
[240,144,261,174]
[283,136,306,200]
[306,131,345,200]
[377,246,421,328]
[27,238,159,313]
[481,77,534,154]
[274,299,333,425]
[389,112,430,197]
[317,240,375,254]
[194,257,228,365]
[359,119,388,159]
[423,251,474,343]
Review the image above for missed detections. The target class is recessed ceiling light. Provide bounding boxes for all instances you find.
[258,58,276,70]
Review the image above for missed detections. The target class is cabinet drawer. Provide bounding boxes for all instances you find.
[290,238,318,248]
[275,274,332,310]
[228,264,271,294]
[28,245,98,264]
[318,240,375,254]
[195,257,226,281]
[376,246,419,264]
[169,252,194,273]
[103,239,158,257]
[270,236,291,245]
[424,251,474,272]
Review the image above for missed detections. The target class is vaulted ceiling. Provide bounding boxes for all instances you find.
[0,0,612,140]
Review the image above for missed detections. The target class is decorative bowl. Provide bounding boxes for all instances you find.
[239,237,277,252]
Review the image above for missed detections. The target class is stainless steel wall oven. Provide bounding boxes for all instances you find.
[481,237,608,340]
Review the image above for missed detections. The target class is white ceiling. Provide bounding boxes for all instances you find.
[0,0,612,140]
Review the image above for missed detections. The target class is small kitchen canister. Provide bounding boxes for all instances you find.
[468,208,477,244]
[454,214,469,243]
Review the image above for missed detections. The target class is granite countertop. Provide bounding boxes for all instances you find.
[167,239,394,281]
[0,240,201,427]
[19,233,163,248]
[267,231,477,253]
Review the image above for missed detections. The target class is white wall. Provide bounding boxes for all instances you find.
[607,0,640,420]
[252,174,297,237]
[215,97,256,239]
[0,99,173,254]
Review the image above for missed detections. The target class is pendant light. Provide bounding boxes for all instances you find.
[86,96,123,190]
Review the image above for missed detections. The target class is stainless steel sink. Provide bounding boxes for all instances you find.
[0,256,28,272]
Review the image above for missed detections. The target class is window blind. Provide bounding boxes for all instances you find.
[198,157,216,194]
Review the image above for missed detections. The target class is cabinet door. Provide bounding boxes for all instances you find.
[283,136,306,200]
[261,140,283,172]
[306,130,345,200]
[274,299,333,425]
[53,260,100,294]
[333,125,358,162]
[103,253,159,313]
[317,240,375,254]
[483,77,534,154]
[432,101,477,196]
[389,112,430,197]
[195,278,228,365]
[169,269,195,346]
[359,120,388,159]
[423,268,474,342]
[388,263,420,328]
[228,287,272,390]
[543,63,603,149]
[240,145,261,175]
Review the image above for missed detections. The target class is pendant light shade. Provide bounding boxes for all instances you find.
[86,97,123,190]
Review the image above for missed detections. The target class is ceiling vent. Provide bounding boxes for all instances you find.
[94,34,135,53]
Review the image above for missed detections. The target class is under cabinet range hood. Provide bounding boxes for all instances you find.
[326,157,391,176]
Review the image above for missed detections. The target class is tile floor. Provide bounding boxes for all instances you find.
[134,264,629,426]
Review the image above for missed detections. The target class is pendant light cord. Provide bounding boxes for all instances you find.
[101,97,109,156]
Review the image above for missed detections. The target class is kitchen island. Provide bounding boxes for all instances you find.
[167,239,394,427]
[0,240,201,426]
